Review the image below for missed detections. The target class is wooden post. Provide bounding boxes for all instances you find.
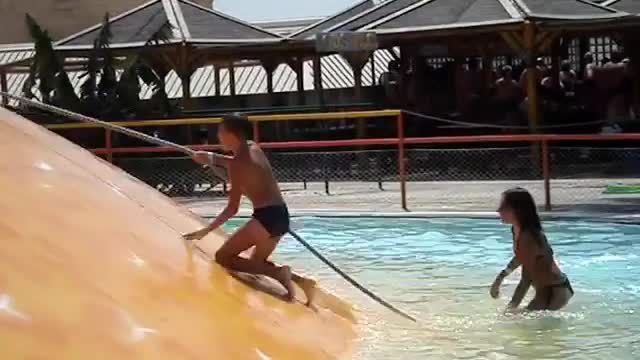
[180,72,192,110]
[229,62,236,97]
[551,39,561,92]
[481,53,493,97]
[524,22,539,132]
[179,46,194,144]
[578,37,589,79]
[293,59,305,105]
[263,60,276,101]
[343,53,369,131]
[0,69,7,106]
[454,57,465,112]
[370,53,376,86]
[214,65,220,96]
[354,66,365,138]
[180,71,193,145]
[179,46,193,111]
[399,46,411,109]
[343,51,372,176]
[286,57,304,139]
[312,55,324,107]
[262,59,278,139]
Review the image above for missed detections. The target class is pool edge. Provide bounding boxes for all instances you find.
[197,209,640,225]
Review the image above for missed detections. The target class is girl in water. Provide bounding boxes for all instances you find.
[490,187,573,311]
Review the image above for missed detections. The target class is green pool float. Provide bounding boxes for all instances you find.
[604,184,640,195]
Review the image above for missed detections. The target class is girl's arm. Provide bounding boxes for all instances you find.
[508,271,531,309]
[490,257,521,298]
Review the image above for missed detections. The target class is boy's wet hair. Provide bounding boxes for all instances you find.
[221,113,251,139]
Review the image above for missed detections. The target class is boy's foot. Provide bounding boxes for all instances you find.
[296,278,317,307]
[276,266,295,302]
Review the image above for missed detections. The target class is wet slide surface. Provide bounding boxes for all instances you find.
[0,107,356,359]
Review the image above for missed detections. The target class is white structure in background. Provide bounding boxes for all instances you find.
[0,0,395,101]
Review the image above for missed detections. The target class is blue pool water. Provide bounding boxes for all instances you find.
[223,217,640,359]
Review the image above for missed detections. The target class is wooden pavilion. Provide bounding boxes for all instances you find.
[1,0,639,136]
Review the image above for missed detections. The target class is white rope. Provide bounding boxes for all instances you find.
[0,92,228,182]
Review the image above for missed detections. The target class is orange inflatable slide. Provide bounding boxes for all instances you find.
[0,107,356,359]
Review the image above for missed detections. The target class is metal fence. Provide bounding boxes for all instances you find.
[113,145,640,213]
[43,109,640,214]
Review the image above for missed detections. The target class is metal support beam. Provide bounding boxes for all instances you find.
[214,66,220,97]
[0,70,8,106]
[312,55,324,107]
[524,21,540,132]
[229,62,236,97]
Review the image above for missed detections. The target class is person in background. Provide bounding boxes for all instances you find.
[560,60,577,94]
[493,65,522,126]
[490,188,573,311]
[583,52,596,80]
[519,57,546,92]
[594,50,629,133]
[379,60,402,107]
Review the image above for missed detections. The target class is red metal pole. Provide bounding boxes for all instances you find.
[105,129,113,163]
[253,120,260,143]
[397,112,407,211]
[541,140,551,211]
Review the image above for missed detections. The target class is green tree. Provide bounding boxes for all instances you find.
[23,13,175,121]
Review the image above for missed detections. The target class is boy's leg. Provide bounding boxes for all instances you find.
[215,218,295,300]
[251,245,317,306]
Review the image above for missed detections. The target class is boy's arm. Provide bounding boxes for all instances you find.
[207,166,241,231]
[191,151,234,168]
[183,164,240,241]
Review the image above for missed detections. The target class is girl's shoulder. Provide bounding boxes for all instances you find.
[518,229,544,247]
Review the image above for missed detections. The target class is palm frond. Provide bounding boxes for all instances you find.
[25,13,80,109]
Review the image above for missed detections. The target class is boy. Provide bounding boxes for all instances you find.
[183,113,315,304]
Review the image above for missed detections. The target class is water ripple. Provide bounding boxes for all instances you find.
[222,217,640,360]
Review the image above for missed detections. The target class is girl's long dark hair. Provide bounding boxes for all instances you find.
[502,187,543,233]
[502,188,553,255]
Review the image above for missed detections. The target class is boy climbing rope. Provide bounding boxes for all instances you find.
[183,113,316,304]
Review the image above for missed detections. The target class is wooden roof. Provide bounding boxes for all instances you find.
[55,0,282,50]
[288,0,376,39]
[342,0,631,36]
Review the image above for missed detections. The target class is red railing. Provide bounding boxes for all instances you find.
[47,111,640,211]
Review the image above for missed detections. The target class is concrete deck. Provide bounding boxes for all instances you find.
[179,179,640,224]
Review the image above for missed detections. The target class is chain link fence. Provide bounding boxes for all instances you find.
[405,147,544,211]
[115,153,228,197]
[549,147,640,211]
[111,145,640,214]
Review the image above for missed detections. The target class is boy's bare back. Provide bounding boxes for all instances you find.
[229,142,284,209]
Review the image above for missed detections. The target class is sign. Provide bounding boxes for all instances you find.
[315,31,378,53]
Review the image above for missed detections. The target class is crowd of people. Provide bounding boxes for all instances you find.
[380,50,637,134]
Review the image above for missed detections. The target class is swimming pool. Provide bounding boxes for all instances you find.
[222,217,640,360]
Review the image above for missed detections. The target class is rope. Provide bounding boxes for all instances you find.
[402,109,621,130]
[0,92,229,182]
[1,92,416,322]
[289,230,416,322]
